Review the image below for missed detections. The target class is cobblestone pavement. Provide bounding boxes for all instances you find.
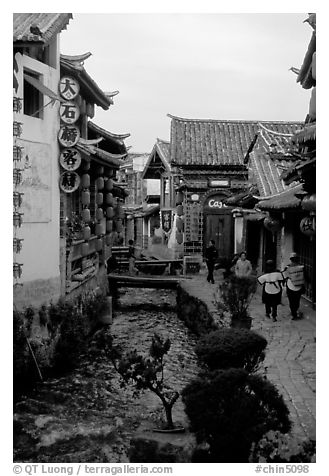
[182,266,316,441]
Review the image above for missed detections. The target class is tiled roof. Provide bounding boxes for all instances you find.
[88,121,130,141]
[257,184,303,210]
[60,54,116,110]
[168,115,301,167]
[13,13,72,44]
[76,142,125,169]
[297,14,316,90]
[156,138,171,164]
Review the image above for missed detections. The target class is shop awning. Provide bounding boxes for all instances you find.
[24,73,64,102]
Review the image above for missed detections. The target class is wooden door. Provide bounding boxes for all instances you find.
[206,214,232,260]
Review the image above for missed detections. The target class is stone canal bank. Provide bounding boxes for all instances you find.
[14,288,201,463]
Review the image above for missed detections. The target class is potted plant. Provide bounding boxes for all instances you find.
[90,331,183,432]
[217,275,257,329]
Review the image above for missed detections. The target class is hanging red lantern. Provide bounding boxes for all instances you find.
[116,204,124,219]
[81,208,91,222]
[116,220,123,233]
[82,242,89,256]
[95,223,104,236]
[83,226,91,241]
[105,234,112,246]
[263,217,281,233]
[106,207,114,219]
[300,216,315,237]
[96,208,104,221]
[95,238,103,252]
[176,217,184,232]
[96,177,104,190]
[105,193,114,206]
[176,191,184,205]
[177,204,184,216]
[106,220,113,233]
[105,178,114,191]
[82,160,90,171]
[81,191,90,206]
[96,192,103,206]
[176,231,183,244]
[81,174,90,188]
[96,165,104,175]
[301,194,316,212]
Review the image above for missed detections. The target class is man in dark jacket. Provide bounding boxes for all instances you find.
[205,240,218,284]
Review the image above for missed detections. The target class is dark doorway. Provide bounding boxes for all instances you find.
[263,228,277,270]
[205,212,233,263]
[246,221,261,267]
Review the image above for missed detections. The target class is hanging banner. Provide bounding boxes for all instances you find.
[59,76,80,100]
[58,125,80,147]
[59,171,80,193]
[161,209,172,232]
[59,148,82,171]
[185,202,201,242]
[59,101,80,124]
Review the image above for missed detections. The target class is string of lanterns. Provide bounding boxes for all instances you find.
[13,96,24,285]
[175,190,184,245]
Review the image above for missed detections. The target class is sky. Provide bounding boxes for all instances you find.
[60,12,313,153]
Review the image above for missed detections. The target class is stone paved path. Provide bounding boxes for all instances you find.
[181,266,316,441]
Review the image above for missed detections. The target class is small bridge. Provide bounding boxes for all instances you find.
[107,273,185,290]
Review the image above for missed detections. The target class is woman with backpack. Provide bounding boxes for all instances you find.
[257,260,284,322]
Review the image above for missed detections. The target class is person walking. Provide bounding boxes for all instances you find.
[205,239,218,284]
[128,239,139,275]
[257,260,284,322]
[282,252,305,320]
[234,251,252,278]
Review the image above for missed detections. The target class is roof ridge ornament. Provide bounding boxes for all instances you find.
[258,123,294,137]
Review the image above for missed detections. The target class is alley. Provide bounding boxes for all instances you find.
[181,266,316,440]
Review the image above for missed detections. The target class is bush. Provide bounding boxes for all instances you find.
[182,368,291,463]
[218,275,257,321]
[195,328,267,373]
[250,430,316,463]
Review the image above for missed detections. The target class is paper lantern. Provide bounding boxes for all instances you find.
[176,231,183,244]
[263,217,281,233]
[83,226,91,241]
[81,191,90,206]
[106,220,113,233]
[82,242,89,256]
[82,160,90,171]
[301,194,316,212]
[106,207,114,219]
[96,177,104,190]
[116,219,123,233]
[176,191,184,204]
[96,192,103,206]
[105,178,114,191]
[95,238,103,251]
[105,234,112,246]
[81,208,91,222]
[81,174,90,189]
[116,204,124,219]
[300,216,315,237]
[105,193,114,206]
[177,204,184,216]
[95,223,104,236]
[96,208,104,221]
[96,165,104,175]
[176,217,184,232]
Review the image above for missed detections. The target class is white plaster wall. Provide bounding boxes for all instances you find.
[234,216,244,253]
[14,44,61,283]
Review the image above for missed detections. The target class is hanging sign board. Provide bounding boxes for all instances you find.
[59,101,80,124]
[59,171,80,193]
[161,209,172,232]
[58,125,80,147]
[59,148,82,171]
[59,76,80,100]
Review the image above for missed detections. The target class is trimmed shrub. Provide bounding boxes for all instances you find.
[182,368,291,463]
[218,275,257,321]
[250,430,316,463]
[195,328,267,373]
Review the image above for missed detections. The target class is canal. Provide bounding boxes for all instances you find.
[14,288,200,463]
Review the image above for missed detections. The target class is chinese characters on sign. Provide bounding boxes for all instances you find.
[59,76,80,100]
[161,209,172,232]
[58,125,80,147]
[59,172,80,193]
[185,202,201,242]
[59,102,80,124]
[59,148,82,171]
